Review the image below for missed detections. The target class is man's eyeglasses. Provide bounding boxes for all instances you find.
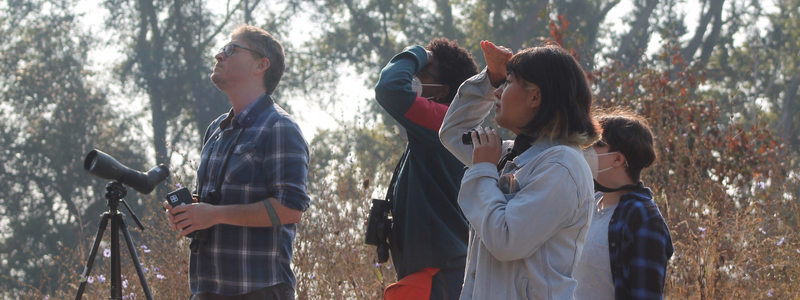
[220,44,266,58]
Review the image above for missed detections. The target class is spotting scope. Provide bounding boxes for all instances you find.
[84,149,169,194]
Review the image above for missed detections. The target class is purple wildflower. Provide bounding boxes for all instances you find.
[768,289,774,297]
[103,249,111,258]
[698,227,706,232]
[157,274,166,280]
[778,237,785,246]
[97,275,106,282]
[87,276,94,283]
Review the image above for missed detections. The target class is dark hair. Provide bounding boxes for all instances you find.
[507,42,599,147]
[426,38,478,104]
[232,24,285,95]
[598,109,657,182]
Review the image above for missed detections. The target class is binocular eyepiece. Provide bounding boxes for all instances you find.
[84,149,169,194]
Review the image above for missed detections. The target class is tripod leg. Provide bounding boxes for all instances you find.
[110,210,122,298]
[74,212,111,300]
[118,214,154,300]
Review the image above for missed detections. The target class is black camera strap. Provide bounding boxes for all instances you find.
[196,127,246,205]
[190,127,245,253]
[383,148,409,208]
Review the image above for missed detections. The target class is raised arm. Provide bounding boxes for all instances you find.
[438,69,496,166]
[439,41,513,166]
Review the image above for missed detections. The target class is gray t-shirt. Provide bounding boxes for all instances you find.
[574,193,617,300]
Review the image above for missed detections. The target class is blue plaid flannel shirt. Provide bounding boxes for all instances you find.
[608,187,674,299]
[191,94,310,296]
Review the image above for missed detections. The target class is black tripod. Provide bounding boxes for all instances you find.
[74,181,153,300]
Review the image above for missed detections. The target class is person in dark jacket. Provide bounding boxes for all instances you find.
[575,109,674,300]
[374,38,478,300]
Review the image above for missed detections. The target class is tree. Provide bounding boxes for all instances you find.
[103,0,243,181]
[681,0,726,65]
[698,0,800,152]
[0,0,148,295]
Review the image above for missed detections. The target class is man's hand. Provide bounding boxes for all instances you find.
[162,201,220,236]
[163,201,178,231]
[480,41,513,87]
[472,126,503,165]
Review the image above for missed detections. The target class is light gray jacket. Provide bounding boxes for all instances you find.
[439,69,595,300]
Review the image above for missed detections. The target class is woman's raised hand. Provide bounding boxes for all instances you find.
[480,41,513,87]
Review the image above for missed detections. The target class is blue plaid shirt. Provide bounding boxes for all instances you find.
[191,94,310,296]
[607,187,673,299]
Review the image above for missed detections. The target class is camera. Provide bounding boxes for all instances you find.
[462,129,481,145]
[365,199,392,263]
[165,187,197,238]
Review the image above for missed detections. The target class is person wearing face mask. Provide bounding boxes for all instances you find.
[575,110,674,300]
[439,40,600,300]
[374,38,478,300]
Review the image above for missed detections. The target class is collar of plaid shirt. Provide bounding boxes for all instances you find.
[219,93,273,130]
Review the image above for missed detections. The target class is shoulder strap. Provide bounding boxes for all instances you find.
[210,128,247,200]
[384,148,409,208]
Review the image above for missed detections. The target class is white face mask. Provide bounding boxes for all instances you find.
[583,147,623,179]
[583,147,599,179]
[411,76,442,99]
[595,151,621,173]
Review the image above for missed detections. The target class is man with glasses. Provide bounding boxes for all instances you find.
[374,38,478,300]
[163,24,308,300]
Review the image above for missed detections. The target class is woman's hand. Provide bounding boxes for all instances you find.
[480,41,513,87]
[472,127,503,165]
